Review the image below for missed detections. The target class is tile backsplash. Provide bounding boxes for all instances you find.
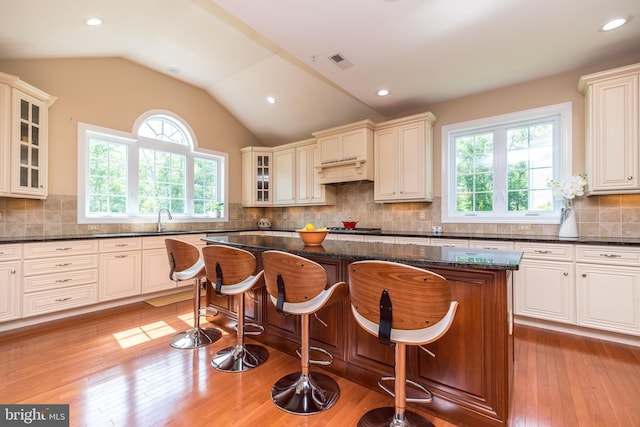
[1,183,640,239]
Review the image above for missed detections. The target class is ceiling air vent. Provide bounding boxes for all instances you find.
[329,52,354,70]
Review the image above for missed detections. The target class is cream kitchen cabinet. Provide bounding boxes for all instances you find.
[241,147,273,207]
[22,240,99,317]
[0,72,56,199]
[271,140,336,206]
[313,120,375,184]
[141,233,206,294]
[579,63,640,194]
[514,242,575,324]
[98,238,142,302]
[575,245,640,336]
[273,146,296,205]
[374,112,436,202]
[0,244,21,322]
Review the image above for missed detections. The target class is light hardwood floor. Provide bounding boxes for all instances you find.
[1,299,639,426]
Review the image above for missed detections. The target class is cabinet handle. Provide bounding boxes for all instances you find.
[56,247,73,251]
[11,269,16,274]
[116,255,128,258]
[55,263,72,267]
[582,273,587,278]
[55,278,72,283]
[628,176,633,180]
[563,272,569,276]
[599,253,621,258]
[115,244,128,247]
[534,250,552,254]
[55,297,72,302]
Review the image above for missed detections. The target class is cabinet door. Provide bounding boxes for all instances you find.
[514,259,575,324]
[241,150,273,207]
[99,251,142,301]
[296,143,333,205]
[397,121,427,199]
[374,127,399,200]
[141,248,176,293]
[11,89,47,198]
[0,261,21,322]
[576,263,640,335]
[273,148,295,205]
[586,74,639,193]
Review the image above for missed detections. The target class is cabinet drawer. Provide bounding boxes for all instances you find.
[24,269,98,292]
[99,237,142,253]
[515,242,574,261]
[23,254,98,276]
[576,245,640,266]
[22,284,98,317]
[469,240,515,250]
[24,240,98,258]
[0,244,22,261]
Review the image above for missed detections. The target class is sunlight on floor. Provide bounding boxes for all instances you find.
[113,321,176,348]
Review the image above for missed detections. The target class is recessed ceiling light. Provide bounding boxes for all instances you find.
[84,17,103,26]
[266,96,276,104]
[600,17,629,31]
[377,89,390,97]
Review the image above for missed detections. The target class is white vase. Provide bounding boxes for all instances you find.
[558,206,578,238]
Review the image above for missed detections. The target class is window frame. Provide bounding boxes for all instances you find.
[441,102,573,224]
[77,111,228,224]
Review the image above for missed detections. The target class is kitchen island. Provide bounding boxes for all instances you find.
[203,234,522,427]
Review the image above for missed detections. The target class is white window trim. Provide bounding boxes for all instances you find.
[77,116,228,224]
[440,102,573,224]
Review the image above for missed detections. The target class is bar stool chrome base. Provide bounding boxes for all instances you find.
[211,343,269,372]
[271,371,340,415]
[357,407,435,427]
[170,327,222,349]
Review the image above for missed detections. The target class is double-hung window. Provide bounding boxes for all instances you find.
[78,111,227,224]
[441,102,572,224]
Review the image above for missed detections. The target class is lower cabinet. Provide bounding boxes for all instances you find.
[0,244,21,321]
[98,238,142,302]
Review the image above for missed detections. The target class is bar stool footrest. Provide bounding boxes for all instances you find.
[211,343,269,372]
[378,376,434,404]
[296,345,334,366]
[235,321,264,336]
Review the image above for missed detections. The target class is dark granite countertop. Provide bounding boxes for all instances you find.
[2,226,640,247]
[203,234,523,271]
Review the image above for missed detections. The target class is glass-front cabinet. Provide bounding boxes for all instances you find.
[0,72,56,199]
[241,146,273,207]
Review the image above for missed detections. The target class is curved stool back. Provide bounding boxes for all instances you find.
[165,238,221,349]
[202,245,269,372]
[349,260,458,427]
[261,250,346,415]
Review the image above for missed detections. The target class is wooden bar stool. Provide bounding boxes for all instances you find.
[202,245,269,372]
[261,250,347,415]
[165,238,221,349]
[348,260,458,427]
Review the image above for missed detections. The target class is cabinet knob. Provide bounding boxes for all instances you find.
[581,273,587,278]
[563,272,568,276]
[11,269,16,274]
[628,176,633,181]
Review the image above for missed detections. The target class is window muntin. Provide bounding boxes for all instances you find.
[442,102,571,224]
[78,112,227,224]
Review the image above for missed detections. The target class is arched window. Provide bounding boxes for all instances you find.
[77,110,227,224]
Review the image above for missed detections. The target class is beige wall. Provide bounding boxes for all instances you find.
[0,57,261,202]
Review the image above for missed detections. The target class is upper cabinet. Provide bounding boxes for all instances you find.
[0,72,56,199]
[241,147,273,207]
[374,112,436,203]
[579,63,640,194]
[312,120,375,184]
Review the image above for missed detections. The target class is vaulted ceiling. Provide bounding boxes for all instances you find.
[1,0,639,146]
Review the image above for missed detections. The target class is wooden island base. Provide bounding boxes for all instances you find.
[204,237,517,427]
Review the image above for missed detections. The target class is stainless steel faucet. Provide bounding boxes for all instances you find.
[157,208,173,232]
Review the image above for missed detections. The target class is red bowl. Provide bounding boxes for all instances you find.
[342,221,358,229]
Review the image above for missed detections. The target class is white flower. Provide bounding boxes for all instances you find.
[548,174,587,205]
